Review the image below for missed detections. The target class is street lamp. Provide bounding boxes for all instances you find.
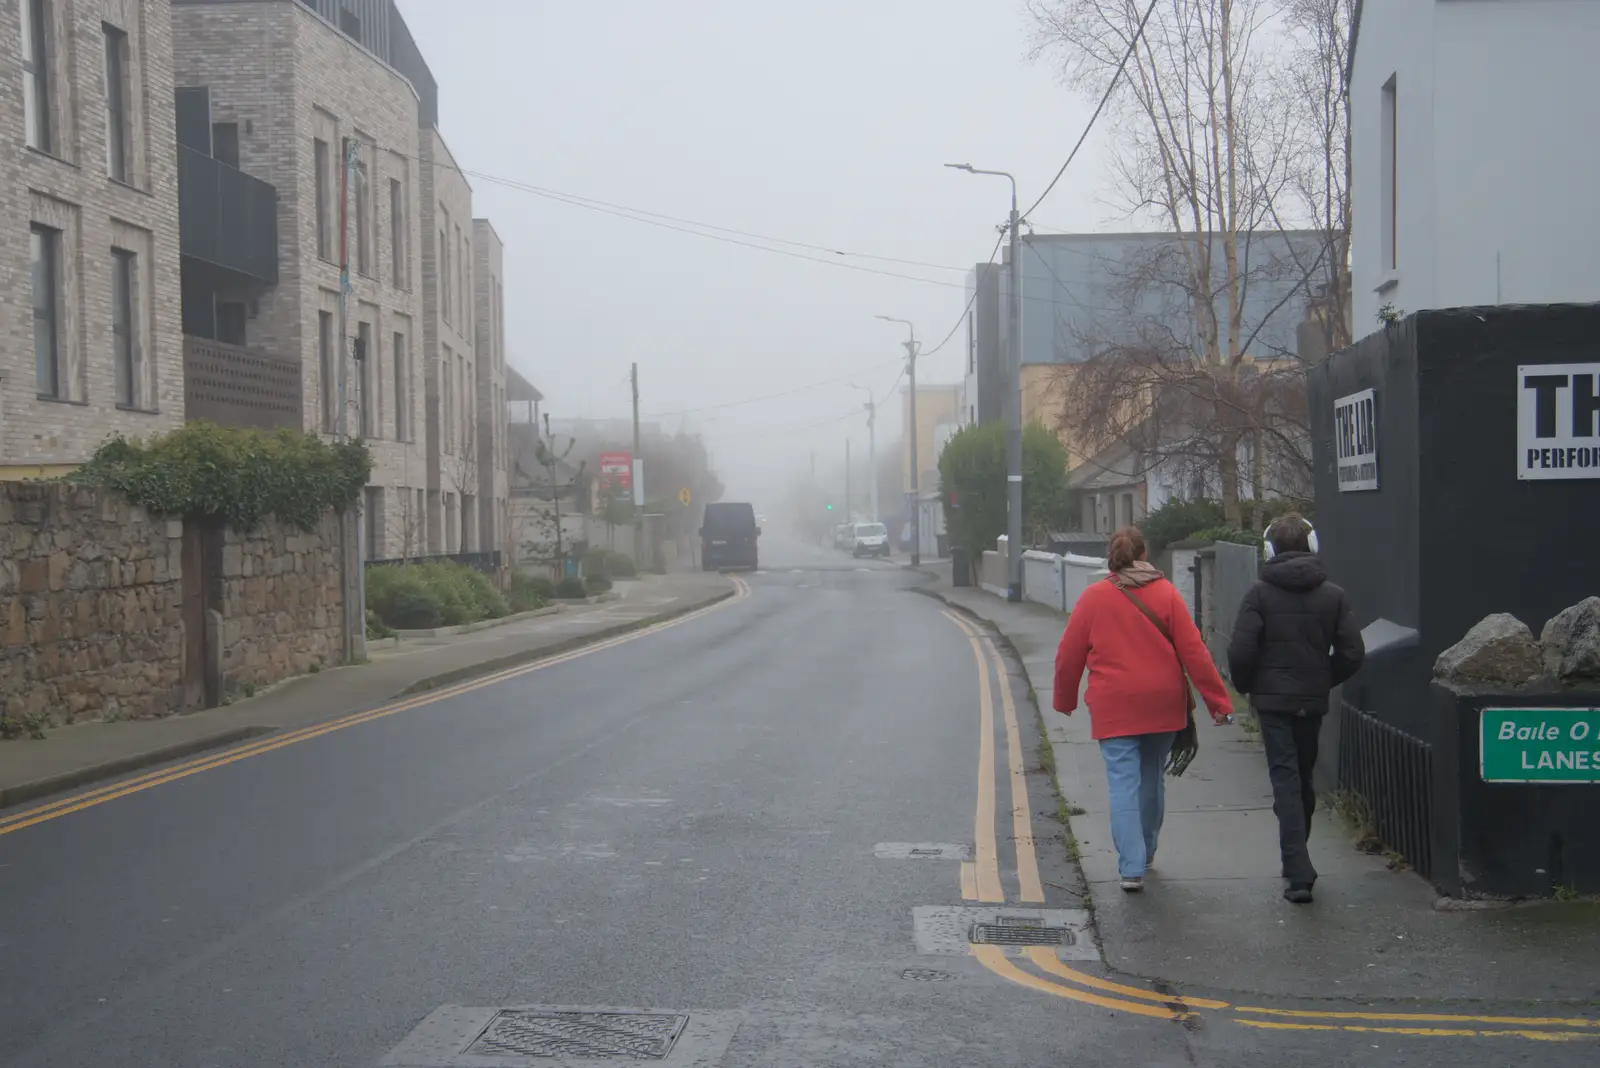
[876,315,921,566]
[946,162,1023,603]
[850,383,879,522]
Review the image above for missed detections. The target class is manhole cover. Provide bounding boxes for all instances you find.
[383,1005,740,1066]
[873,842,971,860]
[970,922,1074,947]
[900,968,954,982]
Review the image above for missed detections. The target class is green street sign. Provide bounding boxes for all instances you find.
[1480,708,1600,783]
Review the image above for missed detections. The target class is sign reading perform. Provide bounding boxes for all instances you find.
[1334,388,1378,491]
[1480,708,1600,783]
[1518,363,1600,479]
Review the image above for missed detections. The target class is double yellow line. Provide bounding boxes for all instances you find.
[0,577,750,838]
[940,609,1600,1041]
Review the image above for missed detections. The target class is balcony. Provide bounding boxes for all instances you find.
[183,336,302,431]
[178,146,279,285]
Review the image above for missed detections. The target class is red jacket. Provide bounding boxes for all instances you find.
[1053,576,1231,740]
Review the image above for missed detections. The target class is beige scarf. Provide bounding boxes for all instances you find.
[1113,560,1163,587]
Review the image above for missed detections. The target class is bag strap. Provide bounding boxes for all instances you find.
[1110,576,1176,648]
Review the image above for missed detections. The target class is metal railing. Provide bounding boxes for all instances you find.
[1337,699,1434,879]
[178,146,279,283]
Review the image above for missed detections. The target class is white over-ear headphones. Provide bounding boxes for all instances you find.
[1263,517,1318,560]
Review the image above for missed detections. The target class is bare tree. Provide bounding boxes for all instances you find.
[1028,0,1327,521]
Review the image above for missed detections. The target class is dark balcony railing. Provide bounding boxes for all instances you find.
[178,145,279,284]
[184,336,302,431]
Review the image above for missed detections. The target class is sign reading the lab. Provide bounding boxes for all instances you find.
[1517,363,1600,479]
[1333,388,1378,491]
[1480,708,1600,783]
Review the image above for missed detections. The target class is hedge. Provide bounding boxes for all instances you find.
[366,560,509,629]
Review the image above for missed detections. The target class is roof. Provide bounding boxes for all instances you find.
[1068,437,1149,492]
[507,366,543,402]
[1348,0,1364,82]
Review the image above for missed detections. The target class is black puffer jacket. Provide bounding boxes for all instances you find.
[1227,551,1365,715]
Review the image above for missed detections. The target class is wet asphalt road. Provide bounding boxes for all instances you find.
[1,538,1594,1067]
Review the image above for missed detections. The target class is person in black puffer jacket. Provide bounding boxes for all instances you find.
[1228,514,1364,904]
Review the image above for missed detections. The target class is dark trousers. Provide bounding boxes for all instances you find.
[1257,710,1323,887]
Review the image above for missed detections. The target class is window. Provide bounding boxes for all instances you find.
[1380,75,1397,273]
[393,332,410,440]
[456,227,467,324]
[439,214,451,323]
[314,139,331,259]
[363,487,381,558]
[389,178,404,287]
[319,310,335,432]
[354,146,371,276]
[112,249,139,406]
[457,354,467,452]
[442,344,454,447]
[103,25,131,181]
[216,302,247,345]
[31,226,61,397]
[356,321,374,437]
[212,122,239,168]
[22,0,50,152]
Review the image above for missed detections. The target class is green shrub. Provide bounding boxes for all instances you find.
[365,561,507,628]
[1190,526,1263,549]
[585,574,613,595]
[69,422,371,531]
[582,545,611,579]
[606,551,637,578]
[555,576,588,599]
[366,610,397,640]
[507,571,549,613]
[1141,498,1228,552]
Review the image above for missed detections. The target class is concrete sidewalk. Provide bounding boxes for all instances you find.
[921,577,1600,1004]
[0,570,734,810]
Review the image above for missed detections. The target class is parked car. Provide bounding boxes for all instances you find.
[834,523,855,551]
[850,522,891,558]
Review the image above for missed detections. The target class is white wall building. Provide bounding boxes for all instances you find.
[1351,0,1600,332]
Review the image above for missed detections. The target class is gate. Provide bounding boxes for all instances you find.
[179,519,223,709]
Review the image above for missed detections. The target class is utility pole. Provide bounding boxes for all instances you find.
[878,316,920,565]
[630,362,642,566]
[336,137,366,662]
[853,385,879,522]
[844,437,852,523]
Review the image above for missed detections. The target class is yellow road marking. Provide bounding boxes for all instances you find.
[1235,1018,1597,1041]
[944,611,1002,902]
[980,638,1044,903]
[972,945,1188,1020]
[959,861,978,901]
[1235,1005,1600,1029]
[1024,947,1231,1011]
[0,577,750,837]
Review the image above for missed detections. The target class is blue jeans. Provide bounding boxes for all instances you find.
[1097,732,1176,879]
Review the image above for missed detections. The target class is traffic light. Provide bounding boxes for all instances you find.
[825,503,834,511]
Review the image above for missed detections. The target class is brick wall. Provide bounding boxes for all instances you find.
[0,481,349,728]
[0,0,184,470]
[0,483,185,724]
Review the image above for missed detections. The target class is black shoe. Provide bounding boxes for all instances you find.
[1284,885,1314,904]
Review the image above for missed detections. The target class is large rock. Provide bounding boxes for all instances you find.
[1540,597,1600,682]
[1433,613,1544,685]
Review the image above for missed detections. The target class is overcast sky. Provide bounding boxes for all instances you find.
[397,0,1118,501]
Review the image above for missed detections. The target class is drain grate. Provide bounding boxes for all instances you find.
[900,968,954,982]
[464,1011,688,1059]
[969,922,1074,947]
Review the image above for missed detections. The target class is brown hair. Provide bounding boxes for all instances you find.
[1266,513,1312,555]
[1107,526,1147,572]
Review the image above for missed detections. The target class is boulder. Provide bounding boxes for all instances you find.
[1433,613,1544,685]
[1540,597,1600,683]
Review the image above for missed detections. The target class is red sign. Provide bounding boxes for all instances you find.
[598,451,632,490]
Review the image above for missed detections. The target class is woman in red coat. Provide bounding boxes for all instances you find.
[1054,527,1233,891]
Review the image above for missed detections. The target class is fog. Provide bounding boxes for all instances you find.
[397,0,1116,507]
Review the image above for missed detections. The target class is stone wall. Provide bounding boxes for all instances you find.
[0,482,349,728]
[0,483,185,724]
[219,514,344,691]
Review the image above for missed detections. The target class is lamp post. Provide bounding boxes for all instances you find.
[851,383,878,522]
[876,315,919,566]
[946,162,1023,602]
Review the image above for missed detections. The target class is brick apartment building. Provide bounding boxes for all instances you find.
[472,219,510,563]
[1,0,184,478]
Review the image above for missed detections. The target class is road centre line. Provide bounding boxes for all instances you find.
[942,611,1002,903]
[1233,1018,1596,1041]
[0,577,749,837]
